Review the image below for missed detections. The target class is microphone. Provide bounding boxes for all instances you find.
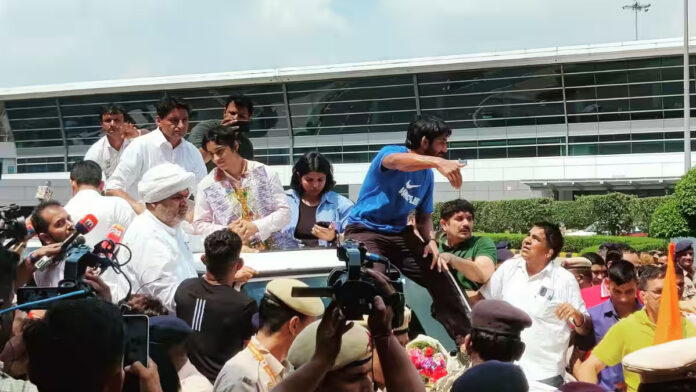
[60,214,98,253]
[94,224,125,257]
[35,236,86,271]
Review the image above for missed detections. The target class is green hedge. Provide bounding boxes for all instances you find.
[434,194,669,235]
[550,200,593,230]
[477,232,668,253]
[676,168,696,217]
[578,193,635,235]
[649,197,693,239]
[629,196,670,233]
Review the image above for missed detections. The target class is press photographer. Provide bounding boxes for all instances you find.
[274,268,425,392]
[14,201,75,290]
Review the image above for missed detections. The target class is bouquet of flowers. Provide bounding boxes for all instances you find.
[406,335,449,389]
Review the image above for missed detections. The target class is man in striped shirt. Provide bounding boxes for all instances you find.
[175,229,257,382]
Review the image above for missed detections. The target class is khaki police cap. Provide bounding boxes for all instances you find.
[357,306,412,334]
[265,278,324,317]
[622,336,696,384]
[288,320,372,371]
[562,257,592,270]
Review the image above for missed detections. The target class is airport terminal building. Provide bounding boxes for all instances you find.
[1,37,696,207]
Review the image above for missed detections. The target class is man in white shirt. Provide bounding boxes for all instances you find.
[104,163,199,311]
[64,160,136,248]
[105,95,207,214]
[83,104,138,179]
[476,222,590,388]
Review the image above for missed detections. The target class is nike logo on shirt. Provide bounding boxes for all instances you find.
[405,180,421,189]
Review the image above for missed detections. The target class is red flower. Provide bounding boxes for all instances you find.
[432,367,448,381]
[424,347,435,357]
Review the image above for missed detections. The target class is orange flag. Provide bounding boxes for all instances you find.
[654,242,683,344]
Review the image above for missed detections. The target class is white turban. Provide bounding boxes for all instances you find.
[138,163,195,203]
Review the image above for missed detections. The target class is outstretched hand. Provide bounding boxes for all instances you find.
[314,301,353,367]
[436,159,466,189]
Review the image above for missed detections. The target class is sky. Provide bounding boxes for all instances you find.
[1,0,694,89]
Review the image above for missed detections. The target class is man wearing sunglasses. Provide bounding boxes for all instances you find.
[577,264,696,392]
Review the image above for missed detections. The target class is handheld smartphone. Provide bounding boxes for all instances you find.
[316,221,331,228]
[123,314,149,367]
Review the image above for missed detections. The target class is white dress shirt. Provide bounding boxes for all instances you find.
[102,210,198,311]
[104,129,206,200]
[193,162,290,240]
[64,189,136,248]
[83,135,132,179]
[479,256,587,382]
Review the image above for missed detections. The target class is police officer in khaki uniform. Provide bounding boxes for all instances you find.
[623,336,696,391]
[213,278,324,392]
[562,257,594,290]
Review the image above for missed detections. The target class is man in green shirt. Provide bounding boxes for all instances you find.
[436,199,497,292]
[577,264,696,392]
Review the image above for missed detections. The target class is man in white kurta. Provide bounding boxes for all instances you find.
[84,104,134,179]
[64,160,136,248]
[105,96,206,214]
[104,163,198,311]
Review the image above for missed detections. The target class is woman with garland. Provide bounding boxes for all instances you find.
[193,126,292,250]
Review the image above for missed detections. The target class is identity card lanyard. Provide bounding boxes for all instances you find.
[247,341,279,387]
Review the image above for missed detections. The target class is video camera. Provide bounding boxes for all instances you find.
[292,240,405,328]
[15,238,123,309]
[0,204,27,248]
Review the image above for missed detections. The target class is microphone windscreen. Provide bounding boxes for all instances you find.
[75,214,98,234]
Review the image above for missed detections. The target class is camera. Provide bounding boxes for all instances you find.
[16,241,121,310]
[0,204,28,247]
[291,240,405,328]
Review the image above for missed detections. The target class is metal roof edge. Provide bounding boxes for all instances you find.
[0,37,693,101]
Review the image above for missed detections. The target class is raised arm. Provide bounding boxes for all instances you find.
[105,189,145,215]
[366,269,426,392]
[272,302,352,392]
[382,153,465,188]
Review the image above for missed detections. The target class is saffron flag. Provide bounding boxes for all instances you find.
[653,242,683,345]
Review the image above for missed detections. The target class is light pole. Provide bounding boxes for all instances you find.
[684,0,691,173]
[622,1,651,40]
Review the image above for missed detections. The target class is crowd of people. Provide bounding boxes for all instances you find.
[2,93,696,392]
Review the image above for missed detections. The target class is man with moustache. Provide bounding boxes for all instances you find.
[84,104,140,179]
[105,95,206,214]
[476,222,590,388]
[436,198,497,295]
[189,94,256,167]
[102,163,198,311]
[344,116,471,342]
[674,240,696,300]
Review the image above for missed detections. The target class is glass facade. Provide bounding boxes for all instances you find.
[3,54,696,173]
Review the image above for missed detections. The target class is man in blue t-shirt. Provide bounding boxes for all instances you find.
[345,116,471,341]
